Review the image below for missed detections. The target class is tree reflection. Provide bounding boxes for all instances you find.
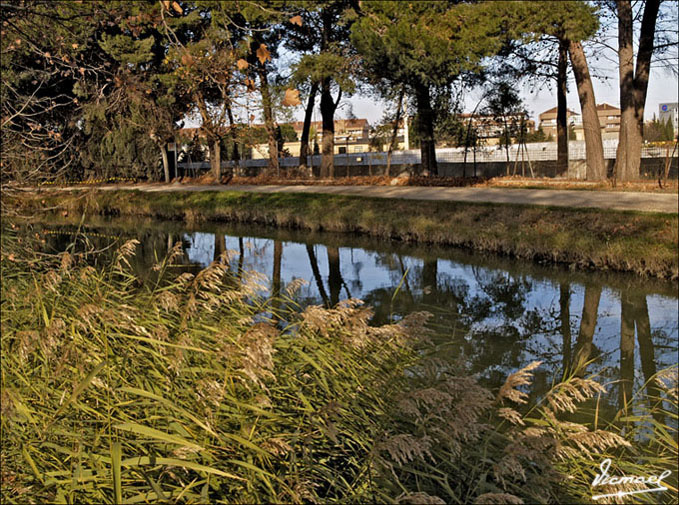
[571,285,602,374]
[560,283,572,372]
[213,233,226,262]
[306,244,329,306]
[38,222,675,422]
[327,247,342,307]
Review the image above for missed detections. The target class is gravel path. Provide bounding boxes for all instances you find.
[66,183,678,214]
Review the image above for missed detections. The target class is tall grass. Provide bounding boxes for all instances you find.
[1,226,677,504]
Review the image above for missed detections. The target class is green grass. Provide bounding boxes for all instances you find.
[8,189,678,279]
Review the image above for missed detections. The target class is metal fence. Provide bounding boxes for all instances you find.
[178,140,677,171]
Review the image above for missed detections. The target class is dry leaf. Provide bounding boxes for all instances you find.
[289,15,303,26]
[256,44,270,64]
[237,59,249,70]
[245,78,256,92]
[72,43,79,49]
[181,53,194,66]
[282,88,301,107]
[249,114,256,122]
[171,1,182,14]
[162,1,171,9]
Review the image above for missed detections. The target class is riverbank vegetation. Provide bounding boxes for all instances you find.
[1,229,676,504]
[7,189,678,279]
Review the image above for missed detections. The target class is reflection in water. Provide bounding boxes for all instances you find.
[37,219,678,411]
[572,285,602,375]
[559,283,571,372]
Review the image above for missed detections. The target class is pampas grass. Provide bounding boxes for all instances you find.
[1,226,676,504]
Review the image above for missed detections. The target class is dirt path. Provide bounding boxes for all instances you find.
[65,183,678,213]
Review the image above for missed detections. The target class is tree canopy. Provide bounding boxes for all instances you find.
[1,0,676,184]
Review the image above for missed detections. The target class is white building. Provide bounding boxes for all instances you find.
[658,103,678,137]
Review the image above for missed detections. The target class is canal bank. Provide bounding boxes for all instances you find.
[10,188,678,279]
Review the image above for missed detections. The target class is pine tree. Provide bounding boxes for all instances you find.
[287,1,358,178]
[352,2,513,175]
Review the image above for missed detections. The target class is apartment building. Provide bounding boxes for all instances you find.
[251,118,371,159]
[538,103,621,141]
[458,112,535,146]
[175,119,372,160]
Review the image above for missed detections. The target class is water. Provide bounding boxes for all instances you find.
[37,215,678,415]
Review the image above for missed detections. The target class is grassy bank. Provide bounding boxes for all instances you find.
[2,230,677,504]
[8,188,679,279]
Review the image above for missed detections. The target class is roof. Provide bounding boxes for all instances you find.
[459,112,529,119]
[177,126,231,138]
[180,119,370,136]
[289,118,369,132]
[538,107,579,117]
[596,103,620,112]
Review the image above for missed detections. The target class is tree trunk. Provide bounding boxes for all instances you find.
[616,0,661,182]
[414,82,437,175]
[299,82,319,174]
[321,78,342,178]
[387,87,405,176]
[568,40,606,181]
[557,38,569,176]
[209,139,221,180]
[504,117,510,175]
[572,284,602,373]
[160,145,170,183]
[320,77,337,178]
[257,65,280,177]
[614,0,636,182]
[633,0,660,147]
[226,101,240,171]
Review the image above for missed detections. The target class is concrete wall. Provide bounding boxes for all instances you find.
[306,157,677,179]
[179,148,678,180]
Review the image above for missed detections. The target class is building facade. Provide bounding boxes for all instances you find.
[538,107,580,140]
[455,113,535,146]
[538,103,621,141]
[251,118,371,159]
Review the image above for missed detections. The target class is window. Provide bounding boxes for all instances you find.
[353,146,363,153]
[338,146,347,154]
